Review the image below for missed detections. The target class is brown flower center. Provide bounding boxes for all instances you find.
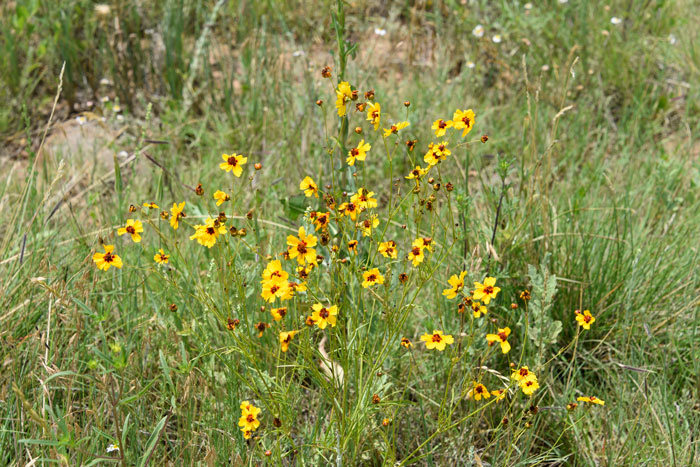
[498,332,508,341]
[126,226,135,234]
[367,274,377,282]
[411,247,421,256]
[484,286,494,295]
[431,334,443,343]
[227,156,237,166]
[351,148,359,156]
[319,308,329,319]
[462,116,471,127]
[438,120,447,129]
[246,414,255,423]
[206,227,215,235]
[103,252,114,263]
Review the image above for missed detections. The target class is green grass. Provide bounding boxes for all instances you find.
[1,0,699,465]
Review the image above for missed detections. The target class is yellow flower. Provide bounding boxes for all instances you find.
[362,268,385,288]
[491,389,507,401]
[471,301,487,318]
[117,219,143,243]
[189,217,227,248]
[366,102,381,130]
[238,401,261,435]
[261,280,291,303]
[287,226,318,265]
[350,188,377,210]
[262,260,289,283]
[577,396,605,406]
[486,327,512,354]
[520,379,540,396]
[335,81,353,117]
[348,239,358,254]
[279,330,299,352]
[93,244,123,271]
[511,367,537,384]
[575,309,596,330]
[310,211,330,231]
[420,330,454,351]
[442,271,467,299]
[400,337,412,349]
[451,109,476,137]
[270,307,287,321]
[407,239,425,267]
[169,202,186,230]
[433,141,451,160]
[405,165,428,180]
[153,248,169,264]
[357,215,379,237]
[382,121,410,137]
[213,190,230,206]
[311,304,338,329]
[470,382,490,401]
[472,277,501,304]
[431,118,453,137]
[378,240,398,259]
[338,202,360,221]
[300,176,319,197]
[347,139,371,166]
[424,145,441,166]
[219,153,247,177]
[143,202,159,209]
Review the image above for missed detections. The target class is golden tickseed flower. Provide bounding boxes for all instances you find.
[372,394,381,404]
[511,367,537,383]
[471,382,490,401]
[575,309,596,330]
[338,202,359,221]
[442,271,467,299]
[128,204,136,213]
[365,89,375,100]
[169,303,178,312]
[262,259,289,283]
[486,327,512,354]
[378,240,398,259]
[255,321,270,338]
[566,402,578,410]
[433,141,451,160]
[261,279,291,304]
[407,239,426,267]
[473,277,501,305]
[366,102,381,130]
[382,121,410,138]
[270,307,287,321]
[481,135,488,143]
[406,139,417,151]
[348,239,358,254]
[520,379,540,396]
[362,268,385,288]
[420,330,454,351]
[93,244,123,271]
[195,183,204,196]
[213,190,230,206]
[431,118,453,137]
[520,289,531,301]
[160,210,169,220]
[169,202,186,230]
[382,418,391,427]
[347,139,371,166]
[577,396,605,406]
[300,176,319,197]
[351,188,377,210]
[238,401,261,436]
[335,81,353,117]
[117,219,143,243]
[491,389,507,401]
[227,318,239,330]
[357,215,379,237]
[311,303,338,329]
[321,65,332,78]
[189,217,227,248]
[143,202,159,209]
[452,109,476,137]
[400,337,412,348]
[287,226,318,265]
[219,153,247,177]
[405,165,428,180]
[399,272,409,283]
[305,315,316,327]
[153,248,169,264]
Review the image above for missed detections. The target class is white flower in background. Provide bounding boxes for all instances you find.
[112,103,121,113]
[466,61,475,69]
[374,28,387,36]
[99,78,111,86]
[541,64,550,72]
[116,114,125,122]
[292,50,304,57]
[492,34,502,44]
[668,34,678,45]
[75,116,86,125]
[472,25,485,38]
[558,0,568,3]
[610,17,622,25]
[100,96,110,103]
[106,443,119,453]
[524,2,533,10]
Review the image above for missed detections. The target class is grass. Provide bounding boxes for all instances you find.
[1,0,699,465]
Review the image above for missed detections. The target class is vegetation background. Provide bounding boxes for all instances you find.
[1,0,698,465]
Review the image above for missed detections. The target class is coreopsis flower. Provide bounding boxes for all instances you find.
[452,109,476,137]
[405,165,428,180]
[348,239,358,254]
[311,304,338,329]
[143,202,159,209]
[471,301,487,318]
[357,215,379,236]
[473,277,501,304]
[262,260,289,283]
[471,382,490,401]
[366,102,381,130]
[287,226,318,265]
[117,219,143,242]
[406,139,417,151]
[491,389,507,401]
[400,337,412,349]
[93,244,123,271]
[219,153,247,177]
[511,367,537,383]
[420,330,454,351]
[270,307,287,321]
[338,202,360,221]
[575,309,595,330]
[486,327,512,354]
[351,188,378,210]
[382,121,410,137]
[261,280,291,303]
[566,402,578,410]
[335,81,353,117]
[520,379,540,396]
[153,248,169,264]
[238,401,261,436]
[227,318,239,330]
[189,217,227,248]
[362,268,385,288]
[577,396,605,406]
[255,321,270,338]
[213,190,230,206]
[300,176,319,197]
[520,289,531,301]
[296,265,313,281]
[424,145,441,166]
[378,240,398,258]
[169,202,186,230]
[431,118,453,137]
[419,237,433,251]
[310,211,330,231]
[347,139,371,166]
[433,141,451,160]
[407,239,425,266]
[279,330,299,352]
[442,271,467,299]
